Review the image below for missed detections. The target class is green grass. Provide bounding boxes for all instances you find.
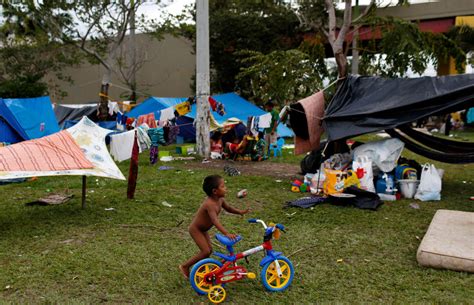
[0,134,473,303]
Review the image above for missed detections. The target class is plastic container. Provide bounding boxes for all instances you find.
[398,179,420,199]
[376,173,396,195]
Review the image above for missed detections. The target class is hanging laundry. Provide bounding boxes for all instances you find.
[216,102,226,116]
[110,130,139,162]
[108,101,119,116]
[292,91,325,155]
[147,127,165,146]
[258,113,272,128]
[127,131,139,199]
[209,112,223,131]
[137,113,158,128]
[279,106,290,124]
[116,112,125,131]
[160,107,175,121]
[175,101,191,116]
[137,125,152,151]
[164,125,180,145]
[208,96,217,111]
[250,116,259,136]
[150,145,159,165]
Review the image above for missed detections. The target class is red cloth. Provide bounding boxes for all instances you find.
[127,131,139,199]
[0,130,93,171]
[294,91,325,155]
[208,96,217,111]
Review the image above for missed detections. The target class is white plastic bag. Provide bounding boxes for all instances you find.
[352,138,404,173]
[352,156,375,193]
[414,164,442,201]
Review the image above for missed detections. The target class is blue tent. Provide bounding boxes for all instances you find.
[0,96,59,144]
[127,93,293,140]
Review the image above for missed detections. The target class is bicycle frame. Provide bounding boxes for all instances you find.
[205,220,284,285]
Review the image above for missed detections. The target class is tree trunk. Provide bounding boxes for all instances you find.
[351,34,359,75]
[195,0,210,158]
[335,50,348,78]
[99,71,111,121]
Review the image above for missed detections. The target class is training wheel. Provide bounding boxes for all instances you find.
[208,285,226,304]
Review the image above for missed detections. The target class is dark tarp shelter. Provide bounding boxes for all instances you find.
[323,74,474,142]
[54,104,98,128]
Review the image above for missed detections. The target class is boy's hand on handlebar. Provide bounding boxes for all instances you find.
[226,233,238,240]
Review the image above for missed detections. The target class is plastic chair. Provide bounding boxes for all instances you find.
[270,138,285,157]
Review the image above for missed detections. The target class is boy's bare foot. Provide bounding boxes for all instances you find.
[179,265,189,279]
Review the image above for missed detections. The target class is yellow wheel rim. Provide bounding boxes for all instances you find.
[265,260,291,289]
[208,285,226,304]
[193,263,220,292]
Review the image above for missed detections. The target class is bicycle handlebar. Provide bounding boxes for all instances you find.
[248,219,285,232]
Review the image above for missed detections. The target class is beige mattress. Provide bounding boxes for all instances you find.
[417,209,474,273]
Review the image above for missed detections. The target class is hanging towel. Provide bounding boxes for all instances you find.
[258,113,272,128]
[110,130,138,162]
[138,113,157,128]
[293,91,325,155]
[160,107,175,121]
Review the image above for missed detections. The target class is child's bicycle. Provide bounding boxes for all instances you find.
[189,218,294,303]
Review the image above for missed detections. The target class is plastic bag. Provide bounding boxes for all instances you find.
[323,169,345,195]
[352,138,404,173]
[344,170,361,189]
[414,164,441,201]
[352,156,375,193]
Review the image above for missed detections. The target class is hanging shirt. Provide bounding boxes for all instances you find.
[110,130,140,162]
[259,113,272,129]
[160,107,175,121]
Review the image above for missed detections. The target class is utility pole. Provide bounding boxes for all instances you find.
[129,0,137,102]
[351,0,360,75]
[195,0,210,158]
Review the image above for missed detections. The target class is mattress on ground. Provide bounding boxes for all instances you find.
[417,209,474,273]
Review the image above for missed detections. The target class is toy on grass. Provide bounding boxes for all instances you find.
[189,219,294,304]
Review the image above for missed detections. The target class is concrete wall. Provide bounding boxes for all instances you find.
[48,34,195,104]
[376,0,474,20]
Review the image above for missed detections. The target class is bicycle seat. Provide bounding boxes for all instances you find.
[215,234,242,246]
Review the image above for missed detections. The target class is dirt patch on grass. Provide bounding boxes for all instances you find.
[185,159,302,179]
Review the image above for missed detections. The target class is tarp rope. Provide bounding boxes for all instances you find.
[385,129,474,164]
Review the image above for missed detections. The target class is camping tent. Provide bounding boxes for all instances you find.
[127,93,293,140]
[0,96,59,144]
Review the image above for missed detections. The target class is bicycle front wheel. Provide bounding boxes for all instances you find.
[260,256,294,292]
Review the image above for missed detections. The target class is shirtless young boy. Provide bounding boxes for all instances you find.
[179,175,249,278]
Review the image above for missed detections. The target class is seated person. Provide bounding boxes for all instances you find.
[251,132,267,161]
[225,135,256,156]
[210,131,223,159]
